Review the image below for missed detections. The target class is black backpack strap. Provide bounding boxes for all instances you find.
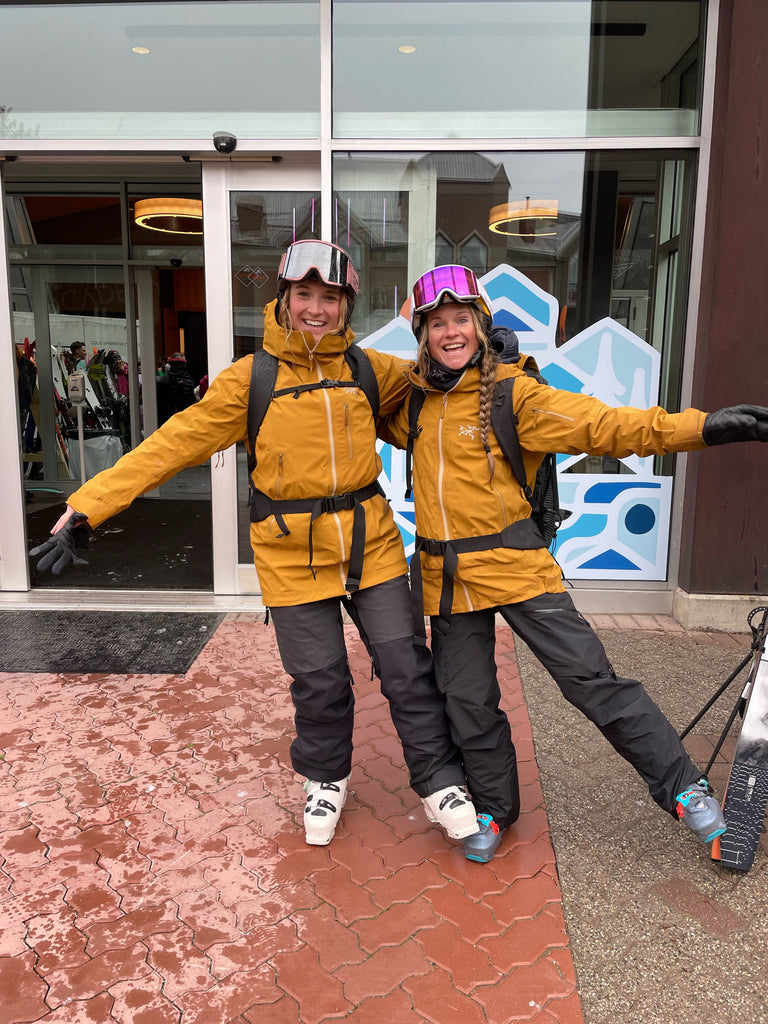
[247,349,279,464]
[405,388,426,499]
[344,345,380,421]
[490,377,534,505]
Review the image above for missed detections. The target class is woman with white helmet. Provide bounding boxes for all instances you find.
[381,263,768,863]
[30,241,478,849]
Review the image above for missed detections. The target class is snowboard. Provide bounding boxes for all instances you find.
[712,606,768,872]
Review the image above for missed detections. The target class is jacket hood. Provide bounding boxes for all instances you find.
[262,299,355,368]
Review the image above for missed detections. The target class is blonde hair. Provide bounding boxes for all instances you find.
[417,303,500,481]
[276,284,349,337]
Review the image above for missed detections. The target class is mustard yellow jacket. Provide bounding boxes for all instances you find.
[68,301,412,606]
[381,360,708,616]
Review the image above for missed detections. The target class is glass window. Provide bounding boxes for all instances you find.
[0,2,320,141]
[5,193,123,261]
[333,1,704,138]
[230,190,321,358]
[129,189,204,266]
[13,265,129,483]
[335,149,698,583]
[228,188,321,561]
[333,148,696,412]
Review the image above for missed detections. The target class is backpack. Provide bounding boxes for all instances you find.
[168,367,197,411]
[405,372,570,550]
[244,344,381,594]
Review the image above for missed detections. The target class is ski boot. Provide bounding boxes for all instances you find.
[675,777,726,843]
[422,785,478,839]
[303,776,349,845]
[464,814,504,863]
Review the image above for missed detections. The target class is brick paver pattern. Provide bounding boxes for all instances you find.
[0,616,584,1024]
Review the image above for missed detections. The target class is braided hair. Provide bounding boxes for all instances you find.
[417,303,500,482]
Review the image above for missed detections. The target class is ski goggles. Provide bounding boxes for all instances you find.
[278,239,359,296]
[411,265,491,318]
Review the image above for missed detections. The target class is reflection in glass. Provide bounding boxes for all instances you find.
[0,1,321,140]
[230,191,321,358]
[14,266,128,484]
[230,190,321,561]
[333,149,696,468]
[333,1,703,138]
[129,190,204,265]
[6,193,122,262]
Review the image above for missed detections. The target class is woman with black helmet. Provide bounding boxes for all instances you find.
[380,263,768,864]
[30,240,478,849]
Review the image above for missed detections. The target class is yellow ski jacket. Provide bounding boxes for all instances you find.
[381,360,708,616]
[67,301,412,606]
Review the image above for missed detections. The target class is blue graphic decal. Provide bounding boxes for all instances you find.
[584,481,661,502]
[539,364,584,394]
[579,549,643,571]
[493,308,532,333]
[485,274,551,325]
[555,513,607,540]
[624,503,656,535]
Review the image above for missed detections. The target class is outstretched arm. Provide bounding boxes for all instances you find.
[29,359,252,574]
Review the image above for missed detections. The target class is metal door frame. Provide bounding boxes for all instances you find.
[201,158,321,595]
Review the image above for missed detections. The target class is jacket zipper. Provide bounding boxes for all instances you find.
[344,403,354,460]
[275,452,284,498]
[318,365,346,578]
[436,393,474,612]
[437,394,451,537]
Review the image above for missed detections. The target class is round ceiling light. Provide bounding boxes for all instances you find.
[134,198,203,235]
[489,198,559,237]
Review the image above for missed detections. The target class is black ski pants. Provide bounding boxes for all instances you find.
[430,591,702,825]
[269,574,466,798]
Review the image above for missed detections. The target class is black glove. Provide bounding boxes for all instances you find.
[702,405,768,446]
[29,513,90,575]
[489,325,520,362]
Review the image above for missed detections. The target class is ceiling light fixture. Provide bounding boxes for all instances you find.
[134,198,203,235]
[489,197,559,237]
[398,44,416,54]
[131,46,151,55]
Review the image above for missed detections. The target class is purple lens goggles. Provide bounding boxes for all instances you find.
[411,265,488,315]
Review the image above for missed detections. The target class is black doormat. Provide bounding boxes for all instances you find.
[26,498,213,591]
[0,611,225,674]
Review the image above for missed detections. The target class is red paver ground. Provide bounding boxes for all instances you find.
[0,616,583,1024]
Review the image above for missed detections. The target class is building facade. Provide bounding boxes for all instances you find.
[0,0,765,627]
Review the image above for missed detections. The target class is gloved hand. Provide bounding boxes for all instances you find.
[29,509,90,575]
[702,405,768,446]
[489,325,520,362]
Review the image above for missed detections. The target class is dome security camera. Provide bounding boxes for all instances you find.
[213,131,237,155]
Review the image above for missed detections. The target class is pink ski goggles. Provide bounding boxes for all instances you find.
[411,265,492,318]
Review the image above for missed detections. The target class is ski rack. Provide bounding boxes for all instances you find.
[678,604,768,776]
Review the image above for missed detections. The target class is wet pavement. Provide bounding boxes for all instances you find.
[0,611,765,1024]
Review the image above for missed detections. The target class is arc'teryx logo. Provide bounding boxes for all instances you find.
[459,424,479,439]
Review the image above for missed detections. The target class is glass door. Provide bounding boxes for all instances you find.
[201,159,321,596]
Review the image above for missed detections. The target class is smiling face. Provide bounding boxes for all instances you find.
[426,301,480,370]
[287,278,343,342]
